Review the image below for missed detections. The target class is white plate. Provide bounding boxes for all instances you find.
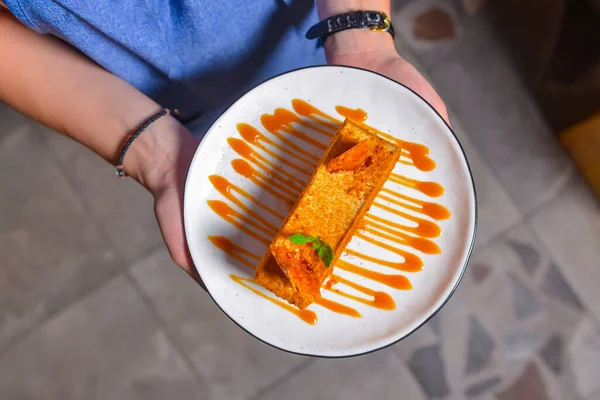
[183,66,476,357]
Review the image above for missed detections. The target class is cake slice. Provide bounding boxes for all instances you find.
[254,119,401,309]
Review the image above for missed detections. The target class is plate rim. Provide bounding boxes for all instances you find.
[183,64,478,358]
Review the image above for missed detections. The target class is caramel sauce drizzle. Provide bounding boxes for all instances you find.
[391,137,437,172]
[228,137,305,192]
[335,105,367,122]
[210,233,363,319]
[364,223,442,255]
[389,173,444,197]
[207,200,273,245]
[335,106,436,172]
[205,100,450,324]
[237,123,312,176]
[378,191,451,221]
[349,235,424,273]
[336,260,412,290]
[208,236,260,269]
[237,123,317,167]
[209,175,280,233]
[230,275,317,325]
[246,119,321,164]
[327,276,396,310]
[314,297,362,318]
[231,159,297,204]
[210,238,362,319]
[365,213,441,239]
[261,109,328,150]
[292,99,340,130]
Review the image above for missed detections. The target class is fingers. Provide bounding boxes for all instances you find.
[153,185,207,291]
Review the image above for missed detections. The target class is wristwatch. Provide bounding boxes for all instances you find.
[306,10,395,43]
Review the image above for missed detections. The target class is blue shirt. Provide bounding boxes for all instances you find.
[5,0,326,125]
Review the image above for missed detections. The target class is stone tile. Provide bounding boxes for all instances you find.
[467,229,537,328]
[471,263,490,284]
[539,334,563,375]
[260,350,426,400]
[537,356,585,400]
[542,296,586,342]
[393,322,438,361]
[508,239,540,276]
[504,325,546,372]
[529,312,586,400]
[460,0,486,15]
[496,362,550,400]
[541,264,585,312]
[433,279,473,389]
[587,391,600,400]
[42,130,162,262]
[0,275,204,400]
[392,0,463,69]
[408,344,450,398]
[394,43,522,247]
[448,113,521,247]
[129,248,305,400]
[463,223,581,379]
[507,272,542,321]
[428,20,573,214]
[0,124,118,352]
[0,102,27,133]
[496,293,583,384]
[413,7,456,42]
[465,316,495,374]
[530,175,600,322]
[568,318,600,398]
[464,376,501,397]
[428,312,443,338]
[391,0,413,12]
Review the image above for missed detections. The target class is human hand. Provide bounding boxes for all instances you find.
[129,115,203,284]
[318,0,448,122]
[327,44,449,123]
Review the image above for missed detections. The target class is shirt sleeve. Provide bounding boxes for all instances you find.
[3,0,45,32]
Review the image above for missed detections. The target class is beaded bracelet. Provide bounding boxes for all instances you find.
[115,108,178,178]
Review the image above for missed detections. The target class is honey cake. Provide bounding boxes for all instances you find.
[254,119,401,309]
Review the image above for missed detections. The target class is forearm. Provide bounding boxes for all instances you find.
[316,0,394,63]
[0,10,193,190]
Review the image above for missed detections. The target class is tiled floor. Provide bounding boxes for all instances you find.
[1,1,600,399]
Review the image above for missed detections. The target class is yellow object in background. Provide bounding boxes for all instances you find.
[560,111,600,199]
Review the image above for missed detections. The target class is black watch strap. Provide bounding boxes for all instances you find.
[306,11,395,42]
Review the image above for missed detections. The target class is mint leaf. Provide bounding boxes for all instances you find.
[289,234,334,268]
[319,241,334,267]
[316,243,325,259]
[289,234,318,245]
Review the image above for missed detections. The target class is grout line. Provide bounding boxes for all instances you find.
[469,216,524,254]
[38,130,124,258]
[522,207,600,330]
[34,129,210,391]
[0,127,132,360]
[0,268,123,360]
[125,240,169,268]
[34,122,325,399]
[395,36,530,228]
[122,270,211,395]
[38,128,166,266]
[586,387,600,400]
[37,127,169,283]
[247,358,317,400]
[395,19,577,224]
[520,185,567,222]
[394,34,535,259]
